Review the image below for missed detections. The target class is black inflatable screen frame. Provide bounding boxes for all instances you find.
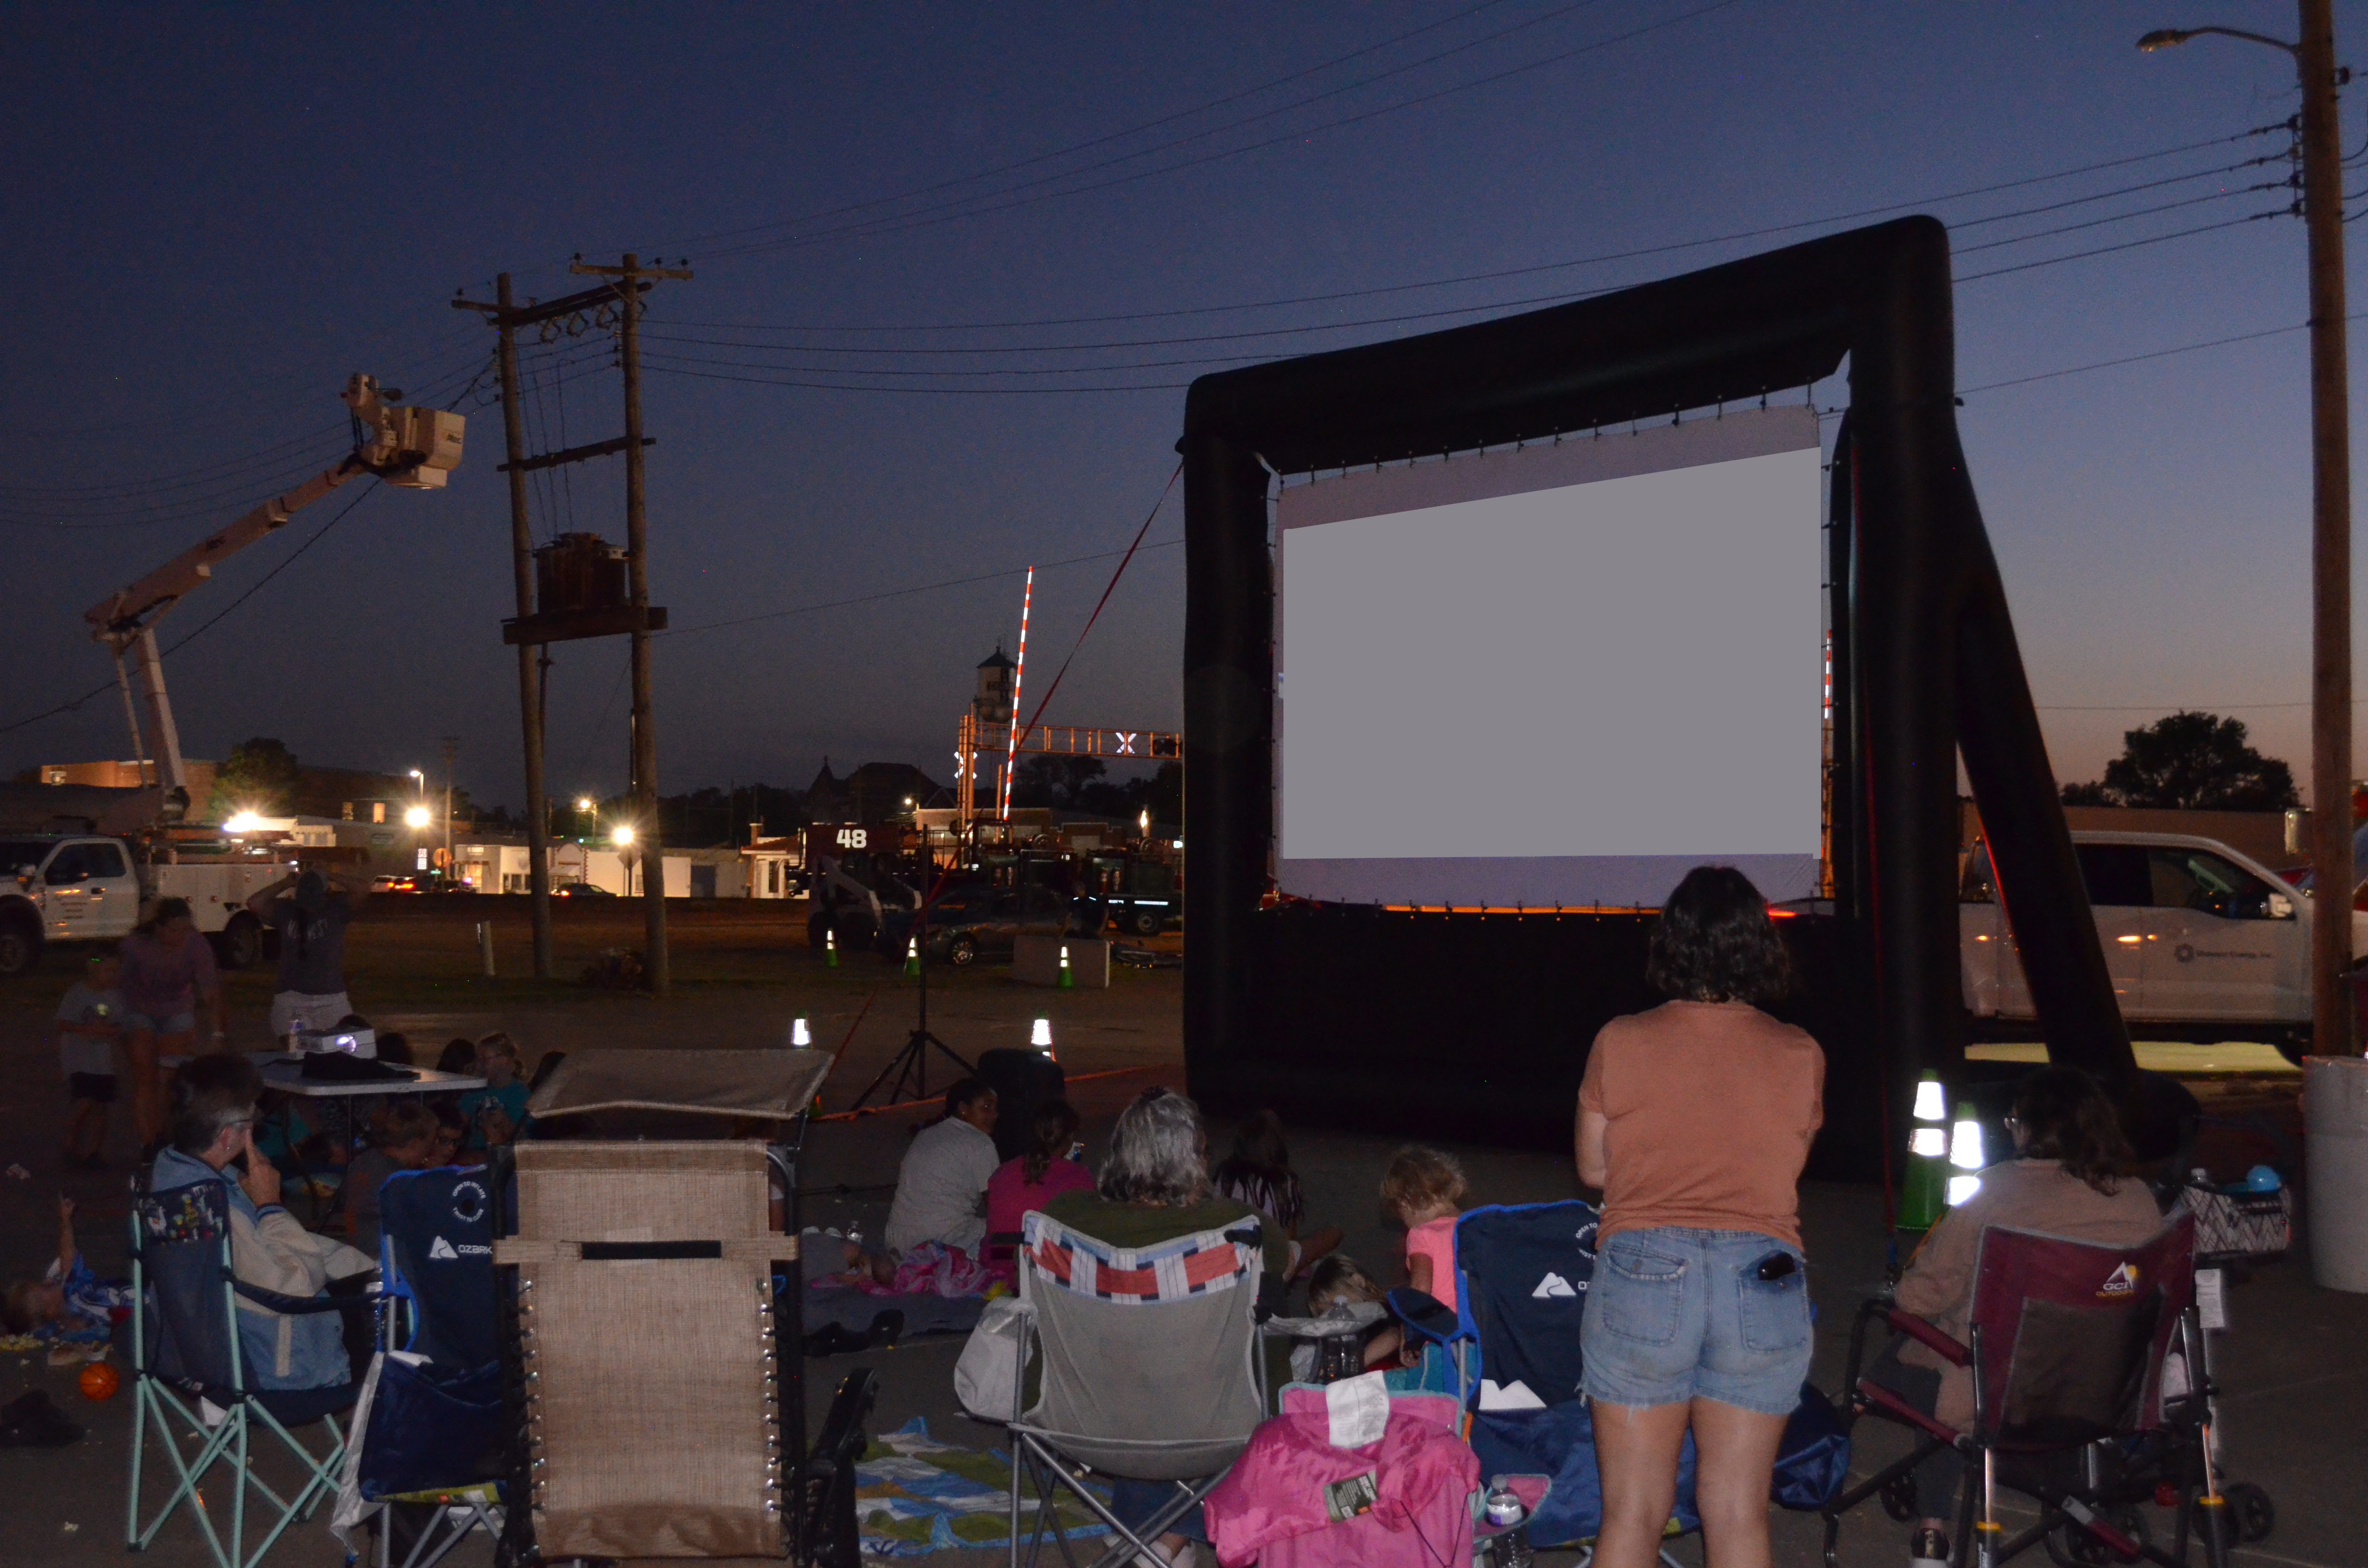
[1177,217,2137,1176]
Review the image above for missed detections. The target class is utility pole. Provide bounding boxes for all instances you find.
[570,252,691,995]
[2142,4,2354,1051]
[459,263,681,984]
[2299,0,2355,1056]
[442,735,459,885]
[493,274,554,976]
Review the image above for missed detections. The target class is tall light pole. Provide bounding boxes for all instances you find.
[2143,2,2354,1054]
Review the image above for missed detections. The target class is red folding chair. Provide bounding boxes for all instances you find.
[1822,1211,2254,1568]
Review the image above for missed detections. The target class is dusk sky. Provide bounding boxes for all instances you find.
[2,2,2354,816]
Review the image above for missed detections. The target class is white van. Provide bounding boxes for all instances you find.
[1961,830,2368,1061]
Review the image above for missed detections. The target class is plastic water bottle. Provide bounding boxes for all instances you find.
[1484,1486,1531,1568]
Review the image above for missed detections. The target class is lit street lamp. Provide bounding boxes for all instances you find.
[404,805,432,830]
[610,823,635,847]
[2140,3,2354,1053]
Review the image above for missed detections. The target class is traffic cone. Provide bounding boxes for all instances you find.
[1898,1076,1950,1231]
[905,935,921,977]
[1032,1017,1055,1062]
[1056,944,1074,989]
[789,1017,810,1049]
[825,928,839,968]
[1946,1103,1986,1207]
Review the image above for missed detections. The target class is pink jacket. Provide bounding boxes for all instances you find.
[1204,1389,1477,1568]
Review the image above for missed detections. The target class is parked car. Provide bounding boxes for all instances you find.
[1961,829,2368,1062]
[876,882,1079,967]
[553,881,616,897]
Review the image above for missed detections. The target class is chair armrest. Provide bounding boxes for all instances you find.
[232,1281,373,1317]
[1387,1286,1463,1345]
[1880,1306,1971,1368]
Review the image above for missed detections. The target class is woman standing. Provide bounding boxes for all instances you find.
[120,897,229,1153]
[1576,866,1823,1568]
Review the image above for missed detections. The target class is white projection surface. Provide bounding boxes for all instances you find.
[1275,404,1823,909]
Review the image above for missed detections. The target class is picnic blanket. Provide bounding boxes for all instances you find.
[858,1417,1111,1557]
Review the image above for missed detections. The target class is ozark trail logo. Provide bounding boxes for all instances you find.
[428,1236,459,1261]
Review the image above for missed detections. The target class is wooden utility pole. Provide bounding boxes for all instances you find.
[2141,3,2356,1054]
[570,253,691,995]
[494,273,554,977]
[2297,0,2355,1054]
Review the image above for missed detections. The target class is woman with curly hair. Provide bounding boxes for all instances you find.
[1575,864,1824,1568]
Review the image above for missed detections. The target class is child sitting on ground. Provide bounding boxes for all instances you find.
[340,1101,449,1259]
[0,1196,132,1347]
[983,1099,1096,1265]
[458,1032,531,1147]
[1214,1109,1344,1281]
[55,949,125,1169]
[1381,1144,1469,1315]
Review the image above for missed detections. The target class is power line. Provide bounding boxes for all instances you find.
[658,0,1550,253]
[0,482,381,736]
[651,146,2283,352]
[1955,208,2286,284]
[697,0,1759,260]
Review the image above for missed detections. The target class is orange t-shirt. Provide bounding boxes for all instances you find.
[1578,1000,1824,1249]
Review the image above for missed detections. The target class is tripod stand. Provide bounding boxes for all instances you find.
[847,882,973,1113]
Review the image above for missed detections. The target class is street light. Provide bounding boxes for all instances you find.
[610,823,636,847]
[2140,2,2354,1054]
[575,796,595,813]
[404,805,432,830]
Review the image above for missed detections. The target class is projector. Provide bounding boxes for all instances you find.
[299,1027,377,1060]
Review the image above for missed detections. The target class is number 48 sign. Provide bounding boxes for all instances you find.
[834,827,868,849]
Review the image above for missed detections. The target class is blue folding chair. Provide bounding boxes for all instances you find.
[1390,1201,1847,1558]
[346,1165,506,1568]
[126,1178,362,1568]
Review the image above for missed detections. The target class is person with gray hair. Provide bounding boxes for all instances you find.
[149,1055,372,1390]
[1037,1087,1291,1568]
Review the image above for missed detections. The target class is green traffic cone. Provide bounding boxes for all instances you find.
[1897,1076,1949,1231]
[825,928,839,968]
[904,935,921,977]
[1057,943,1074,990]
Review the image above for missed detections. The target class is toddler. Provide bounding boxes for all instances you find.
[458,1032,531,1147]
[55,949,125,1168]
[1380,1144,1468,1315]
[342,1101,449,1259]
[1,1196,131,1345]
[1298,1254,1407,1380]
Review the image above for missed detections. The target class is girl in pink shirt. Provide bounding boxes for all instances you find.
[983,1099,1095,1265]
[1381,1145,1468,1314]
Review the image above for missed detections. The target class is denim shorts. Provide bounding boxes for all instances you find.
[1579,1225,1812,1415]
[121,1008,196,1037]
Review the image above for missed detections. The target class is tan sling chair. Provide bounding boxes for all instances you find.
[494,1047,835,1564]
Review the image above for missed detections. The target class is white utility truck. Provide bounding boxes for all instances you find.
[0,833,290,976]
[0,372,461,978]
[1961,829,2368,1062]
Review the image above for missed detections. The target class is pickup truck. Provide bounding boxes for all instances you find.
[0,833,292,977]
[1961,829,2368,1062]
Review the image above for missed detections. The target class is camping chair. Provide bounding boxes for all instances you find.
[1822,1212,2252,1568]
[1005,1209,1269,1568]
[493,1139,795,1560]
[1390,1200,1697,1559]
[331,1164,505,1568]
[125,1177,364,1568]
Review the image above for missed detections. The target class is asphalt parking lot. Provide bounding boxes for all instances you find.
[0,899,2356,1567]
